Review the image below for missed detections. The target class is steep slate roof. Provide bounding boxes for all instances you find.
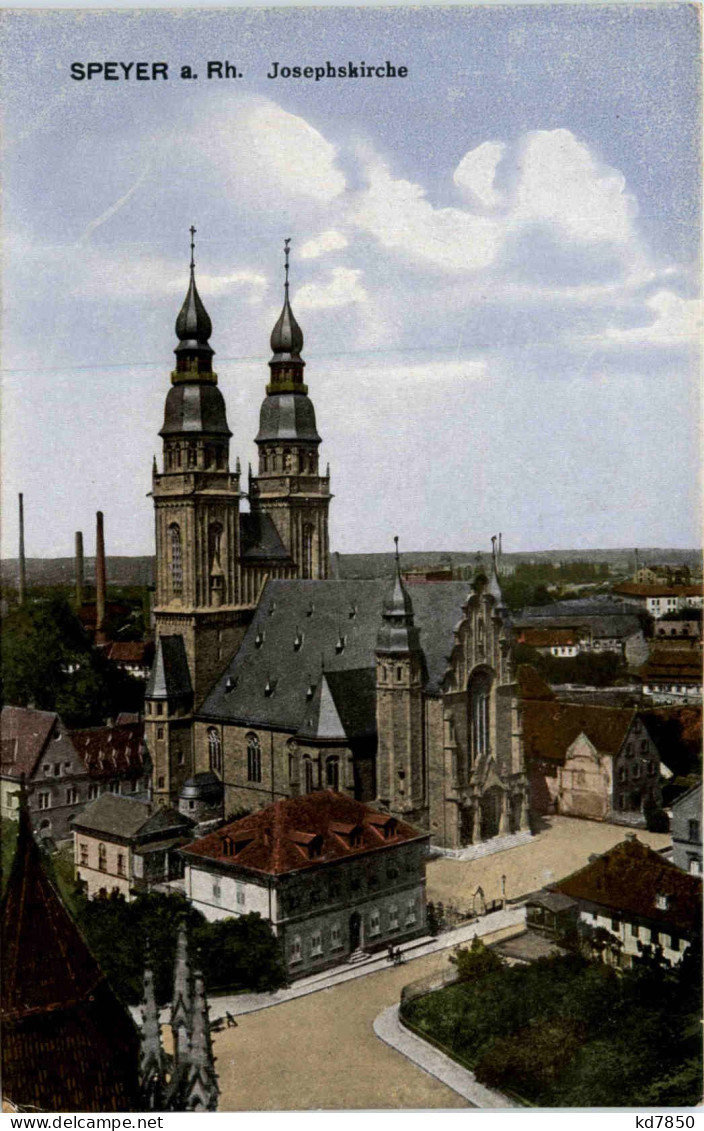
[613,582,703,599]
[146,635,193,700]
[239,513,293,562]
[199,578,469,733]
[181,789,427,877]
[640,706,702,776]
[0,706,57,779]
[552,836,702,934]
[517,627,581,647]
[1,803,141,1111]
[69,721,146,780]
[521,699,635,764]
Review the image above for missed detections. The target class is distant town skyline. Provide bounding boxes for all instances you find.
[2,5,701,559]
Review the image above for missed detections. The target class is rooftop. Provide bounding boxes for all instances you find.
[552,836,702,934]
[181,789,427,877]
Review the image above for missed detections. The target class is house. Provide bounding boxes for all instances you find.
[1,793,142,1111]
[101,640,154,680]
[638,648,702,704]
[525,890,579,937]
[69,720,151,802]
[551,834,702,968]
[1,706,94,841]
[520,671,661,823]
[180,790,429,977]
[670,783,702,875]
[143,248,529,856]
[516,626,582,657]
[0,707,151,842]
[72,794,194,900]
[612,582,703,620]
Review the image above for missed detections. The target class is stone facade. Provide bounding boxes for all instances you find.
[181,792,428,977]
[671,783,702,874]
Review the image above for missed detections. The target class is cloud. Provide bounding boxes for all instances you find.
[453,141,506,208]
[179,270,268,304]
[299,229,349,259]
[605,289,702,345]
[513,129,638,245]
[350,153,502,273]
[294,266,367,310]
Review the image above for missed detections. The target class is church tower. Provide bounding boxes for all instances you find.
[375,539,427,825]
[147,230,249,804]
[248,240,331,579]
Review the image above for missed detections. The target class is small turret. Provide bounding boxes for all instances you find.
[376,537,422,655]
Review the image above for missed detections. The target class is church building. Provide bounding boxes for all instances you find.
[146,235,529,852]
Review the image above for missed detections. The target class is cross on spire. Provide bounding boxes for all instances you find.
[284,237,291,292]
[189,226,196,272]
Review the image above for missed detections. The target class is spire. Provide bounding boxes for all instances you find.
[270,237,304,363]
[487,535,506,609]
[139,955,166,1111]
[184,970,219,1112]
[170,919,193,1082]
[376,537,422,654]
[174,226,214,375]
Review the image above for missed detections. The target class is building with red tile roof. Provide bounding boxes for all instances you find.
[551,834,702,967]
[181,790,429,977]
[520,672,661,823]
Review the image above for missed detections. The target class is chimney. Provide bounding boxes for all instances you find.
[95,511,107,643]
[18,493,26,605]
[75,531,84,608]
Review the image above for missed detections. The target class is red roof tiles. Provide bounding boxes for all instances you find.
[182,790,426,876]
[68,722,146,780]
[552,836,702,935]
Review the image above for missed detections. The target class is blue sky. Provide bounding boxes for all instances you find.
[2,4,701,558]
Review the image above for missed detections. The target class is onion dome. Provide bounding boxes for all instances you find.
[270,238,304,363]
[174,227,214,373]
[376,538,423,655]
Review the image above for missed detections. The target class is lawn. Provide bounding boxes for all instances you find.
[402,942,702,1107]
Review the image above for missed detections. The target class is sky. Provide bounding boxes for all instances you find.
[1,4,701,560]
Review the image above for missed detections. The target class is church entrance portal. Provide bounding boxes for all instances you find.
[481,786,504,840]
[349,911,361,951]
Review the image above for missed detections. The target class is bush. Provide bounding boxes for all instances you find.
[449,936,503,982]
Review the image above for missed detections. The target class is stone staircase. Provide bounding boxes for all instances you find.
[346,948,368,965]
[433,829,533,862]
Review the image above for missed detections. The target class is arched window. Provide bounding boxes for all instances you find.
[303,756,314,794]
[169,524,183,595]
[302,523,314,579]
[326,757,340,791]
[208,522,223,569]
[246,733,262,783]
[208,727,222,774]
[98,843,107,872]
[469,670,492,762]
[287,740,299,790]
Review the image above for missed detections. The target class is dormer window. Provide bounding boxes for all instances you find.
[335,634,346,655]
[306,682,316,701]
[264,677,277,698]
[255,630,265,648]
[655,893,669,910]
[348,604,357,620]
[294,629,304,652]
[268,601,276,617]
[306,601,315,618]
[331,822,363,849]
[225,676,237,693]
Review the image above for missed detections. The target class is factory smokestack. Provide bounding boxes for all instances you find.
[18,494,26,605]
[95,511,106,642]
[75,531,84,608]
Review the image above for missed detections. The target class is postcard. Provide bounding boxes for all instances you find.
[1,2,701,1119]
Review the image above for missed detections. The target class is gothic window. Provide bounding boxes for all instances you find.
[283,449,293,472]
[303,756,314,794]
[261,451,268,472]
[469,670,492,761]
[326,757,340,791]
[187,445,197,468]
[208,727,222,774]
[246,733,262,783]
[169,524,183,595]
[287,740,299,787]
[302,523,314,579]
[308,452,316,473]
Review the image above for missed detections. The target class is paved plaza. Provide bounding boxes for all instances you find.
[209,816,669,1110]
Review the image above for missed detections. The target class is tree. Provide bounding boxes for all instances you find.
[449,936,503,982]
